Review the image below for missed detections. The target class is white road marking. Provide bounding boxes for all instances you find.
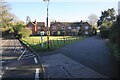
[34,57,38,64]
[0,73,4,79]
[23,53,34,57]
[20,47,24,52]
[0,66,9,79]
[0,75,2,78]
[0,60,12,63]
[13,46,16,53]
[21,55,36,60]
[6,66,9,70]
[17,49,27,60]
[35,68,39,80]
[1,40,8,46]
[1,61,6,63]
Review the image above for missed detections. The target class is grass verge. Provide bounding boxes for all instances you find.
[21,36,87,52]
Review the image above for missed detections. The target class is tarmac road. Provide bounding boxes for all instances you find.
[1,39,44,79]
[39,35,119,78]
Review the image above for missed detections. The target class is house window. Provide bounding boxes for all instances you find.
[85,26,89,30]
[58,24,60,26]
[77,27,80,30]
[61,26,65,30]
[68,26,72,30]
[37,31,40,34]
[53,31,57,35]
[52,26,56,30]
[85,31,88,34]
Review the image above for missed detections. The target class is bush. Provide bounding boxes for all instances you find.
[100,28,110,38]
[109,15,120,47]
[18,27,32,38]
[109,15,120,62]
[109,43,120,62]
[15,34,22,39]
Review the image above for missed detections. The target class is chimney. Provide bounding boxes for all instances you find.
[34,19,37,32]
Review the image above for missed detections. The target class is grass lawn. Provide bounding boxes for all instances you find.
[21,36,87,52]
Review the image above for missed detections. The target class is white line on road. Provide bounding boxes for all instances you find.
[23,53,34,57]
[0,66,9,79]
[0,75,2,78]
[0,60,12,63]
[1,61,6,63]
[0,73,4,79]
[35,68,39,80]
[21,55,36,60]
[34,57,38,64]
[1,40,8,46]
[17,49,27,60]
[13,48,17,53]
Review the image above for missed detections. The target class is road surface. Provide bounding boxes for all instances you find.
[0,39,44,79]
[39,35,119,78]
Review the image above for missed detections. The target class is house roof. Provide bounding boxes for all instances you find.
[51,22,83,27]
[37,22,45,27]
[26,22,45,27]
[70,22,82,27]
[26,22,35,26]
[82,22,92,27]
[27,21,91,28]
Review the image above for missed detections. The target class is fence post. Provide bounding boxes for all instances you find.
[57,39,59,48]
[53,40,55,47]
[33,39,34,45]
[49,40,52,48]
[64,37,65,43]
[39,40,40,47]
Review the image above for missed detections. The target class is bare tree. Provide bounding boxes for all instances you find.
[88,14,98,27]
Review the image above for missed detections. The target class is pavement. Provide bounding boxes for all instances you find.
[39,35,120,78]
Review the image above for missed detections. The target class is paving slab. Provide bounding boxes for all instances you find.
[41,54,108,78]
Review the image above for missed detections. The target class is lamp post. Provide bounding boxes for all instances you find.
[43,0,50,49]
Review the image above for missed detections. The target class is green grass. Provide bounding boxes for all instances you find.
[21,36,87,52]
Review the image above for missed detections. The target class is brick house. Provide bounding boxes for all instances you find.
[80,22,92,35]
[50,21,92,36]
[50,22,67,36]
[26,21,47,35]
[26,20,92,36]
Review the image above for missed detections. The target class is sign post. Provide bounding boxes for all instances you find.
[40,31,45,47]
